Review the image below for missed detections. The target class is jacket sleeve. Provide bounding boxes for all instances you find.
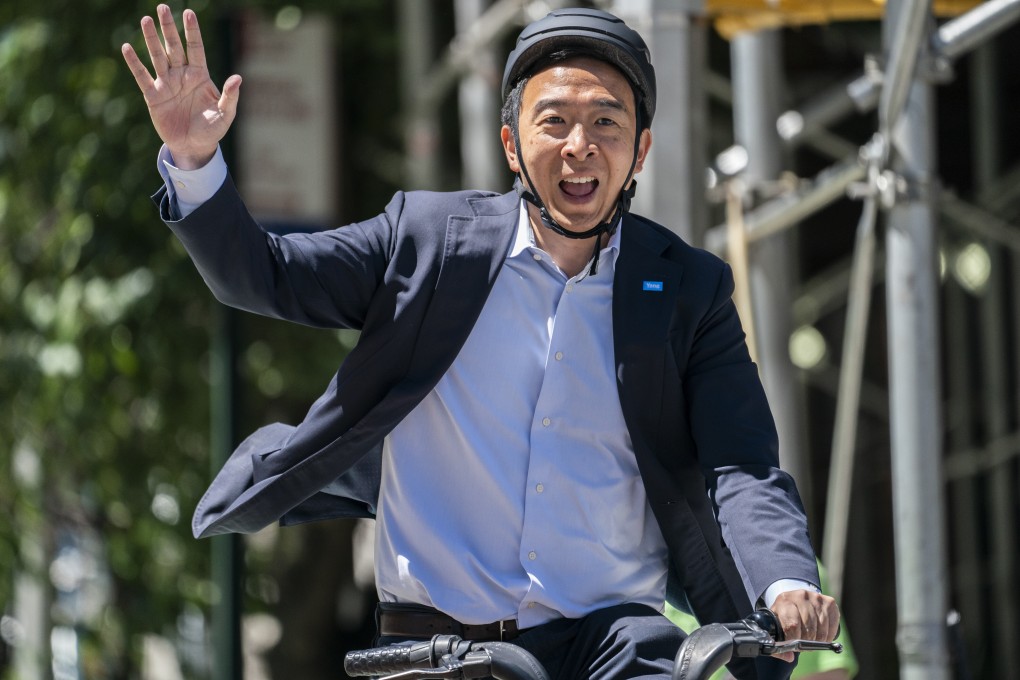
[683,263,820,605]
[155,175,406,330]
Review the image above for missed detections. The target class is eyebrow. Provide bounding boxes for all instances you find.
[530,97,629,117]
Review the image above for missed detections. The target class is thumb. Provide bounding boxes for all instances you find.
[218,74,243,119]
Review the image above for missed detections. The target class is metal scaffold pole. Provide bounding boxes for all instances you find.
[613,0,709,247]
[649,0,708,247]
[455,0,503,192]
[881,2,950,678]
[969,40,1020,675]
[730,28,811,506]
[399,0,440,189]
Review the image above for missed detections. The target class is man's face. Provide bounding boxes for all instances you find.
[501,56,651,235]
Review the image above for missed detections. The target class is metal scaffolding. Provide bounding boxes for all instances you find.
[881,4,949,677]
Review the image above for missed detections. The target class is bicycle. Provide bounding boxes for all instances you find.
[344,609,843,680]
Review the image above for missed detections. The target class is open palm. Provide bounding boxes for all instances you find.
[122,4,241,169]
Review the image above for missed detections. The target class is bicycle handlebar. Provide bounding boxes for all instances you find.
[344,635,551,680]
[344,610,841,680]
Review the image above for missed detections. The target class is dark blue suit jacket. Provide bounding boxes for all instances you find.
[158,177,816,679]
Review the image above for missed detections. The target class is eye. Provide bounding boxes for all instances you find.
[596,117,619,127]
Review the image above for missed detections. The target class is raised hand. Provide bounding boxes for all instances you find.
[122,4,241,169]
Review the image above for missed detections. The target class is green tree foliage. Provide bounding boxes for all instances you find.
[1,8,212,675]
[0,1,401,676]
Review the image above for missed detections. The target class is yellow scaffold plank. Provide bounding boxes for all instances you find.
[708,0,983,38]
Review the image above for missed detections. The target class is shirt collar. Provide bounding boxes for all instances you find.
[509,200,622,274]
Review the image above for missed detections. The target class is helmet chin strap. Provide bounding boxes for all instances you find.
[512,118,641,276]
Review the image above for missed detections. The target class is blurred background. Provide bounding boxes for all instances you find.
[1,0,1018,678]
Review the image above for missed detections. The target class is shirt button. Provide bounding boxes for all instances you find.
[535,483,544,493]
[533,253,542,261]
[554,351,564,361]
[542,417,551,427]
[175,180,186,189]
[528,551,537,561]
[566,283,574,293]
[527,602,536,609]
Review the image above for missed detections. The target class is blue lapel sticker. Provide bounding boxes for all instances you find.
[642,280,664,292]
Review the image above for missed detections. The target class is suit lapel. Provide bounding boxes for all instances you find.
[613,220,750,630]
[403,191,519,383]
[613,216,684,440]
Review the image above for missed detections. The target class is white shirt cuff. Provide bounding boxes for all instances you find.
[157,145,228,219]
[762,579,821,609]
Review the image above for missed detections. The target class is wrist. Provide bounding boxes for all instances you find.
[167,146,217,171]
[762,579,821,609]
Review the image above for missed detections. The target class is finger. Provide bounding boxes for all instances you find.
[795,592,839,641]
[158,4,186,68]
[781,607,809,641]
[821,599,841,642]
[795,598,819,640]
[140,14,169,79]
[801,607,818,641]
[770,598,800,639]
[800,595,840,642]
[774,597,812,640]
[182,9,208,70]
[121,43,158,100]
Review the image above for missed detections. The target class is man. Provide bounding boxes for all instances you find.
[122,6,838,679]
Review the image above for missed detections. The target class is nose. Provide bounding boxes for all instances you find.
[562,124,597,160]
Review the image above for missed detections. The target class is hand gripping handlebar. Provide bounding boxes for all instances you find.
[672,609,843,680]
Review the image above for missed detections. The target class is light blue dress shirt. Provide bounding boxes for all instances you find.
[376,204,670,629]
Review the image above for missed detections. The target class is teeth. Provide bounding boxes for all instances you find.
[563,177,596,184]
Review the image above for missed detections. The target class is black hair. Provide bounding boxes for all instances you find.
[500,75,529,131]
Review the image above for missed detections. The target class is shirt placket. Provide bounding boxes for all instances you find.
[516,260,583,627]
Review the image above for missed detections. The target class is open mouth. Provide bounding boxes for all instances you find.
[559,176,599,198]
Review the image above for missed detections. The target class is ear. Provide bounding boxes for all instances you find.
[633,128,652,175]
[501,124,521,174]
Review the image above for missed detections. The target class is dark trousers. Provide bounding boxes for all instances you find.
[514,603,685,680]
[377,603,685,680]
[510,605,795,680]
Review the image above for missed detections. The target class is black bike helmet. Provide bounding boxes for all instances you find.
[502,8,656,274]
[502,7,656,128]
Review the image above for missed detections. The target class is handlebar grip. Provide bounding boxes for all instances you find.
[344,643,421,676]
[345,635,468,677]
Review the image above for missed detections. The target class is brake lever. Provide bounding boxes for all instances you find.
[377,668,464,680]
[762,638,844,655]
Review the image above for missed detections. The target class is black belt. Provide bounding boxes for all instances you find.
[376,603,523,642]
